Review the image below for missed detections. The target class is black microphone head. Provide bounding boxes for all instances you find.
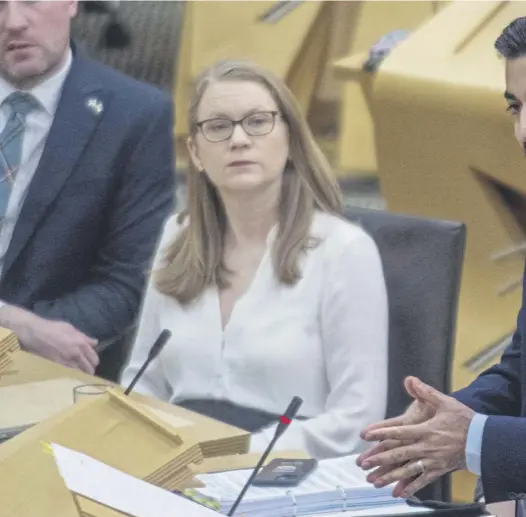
[148,329,171,359]
[283,396,303,421]
[275,396,303,437]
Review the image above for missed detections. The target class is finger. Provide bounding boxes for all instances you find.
[82,342,99,369]
[404,376,422,400]
[365,423,427,442]
[360,416,407,438]
[410,377,446,409]
[372,459,425,488]
[357,440,407,466]
[366,464,405,484]
[360,443,424,470]
[75,354,95,375]
[393,469,441,498]
[71,353,95,375]
[71,325,98,347]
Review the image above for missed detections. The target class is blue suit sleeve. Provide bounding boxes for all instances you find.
[32,97,176,340]
[452,302,524,503]
[465,413,488,476]
[479,415,526,503]
[453,308,522,417]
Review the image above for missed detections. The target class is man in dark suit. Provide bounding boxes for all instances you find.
[355,16,526,504]
[0,1,175,378]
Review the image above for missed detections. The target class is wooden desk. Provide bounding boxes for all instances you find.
[0,350,308,517]
[0,350,250,457]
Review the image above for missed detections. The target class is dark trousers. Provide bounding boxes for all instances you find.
[177,399,306,433]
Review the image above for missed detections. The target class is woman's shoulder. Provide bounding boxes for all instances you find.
[159,212,189,244]
[152,212,189,267]
[163,211,189,234]
[311,210,377,251]
[310,211,384,277]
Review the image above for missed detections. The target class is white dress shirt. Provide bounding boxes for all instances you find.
[121,210,389,459]
[0,49,72,279]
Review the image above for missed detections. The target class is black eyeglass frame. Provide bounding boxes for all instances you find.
[195,110,281,142]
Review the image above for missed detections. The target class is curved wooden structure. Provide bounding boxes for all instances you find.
[174,1,444,178]
[175,1,331,136]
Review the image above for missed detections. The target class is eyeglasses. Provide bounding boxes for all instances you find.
[196,111,280,143]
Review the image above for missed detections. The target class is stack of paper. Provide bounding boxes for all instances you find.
[0,327,19,373]
[194,455,428,517]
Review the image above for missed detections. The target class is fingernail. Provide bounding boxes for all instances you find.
[361,462,371,469]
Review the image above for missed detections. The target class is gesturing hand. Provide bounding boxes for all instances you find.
[358,376,437,464]
[357,376,475,498]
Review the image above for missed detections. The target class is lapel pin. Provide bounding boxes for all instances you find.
[86,97,103,115]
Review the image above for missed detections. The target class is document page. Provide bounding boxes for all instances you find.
[51,443,219,517]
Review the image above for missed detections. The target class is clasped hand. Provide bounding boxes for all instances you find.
[356,376,475,498]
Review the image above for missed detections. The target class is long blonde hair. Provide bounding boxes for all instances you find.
[155,59,343,305]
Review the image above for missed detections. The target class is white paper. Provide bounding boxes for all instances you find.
[50,443,219,517]
[194,455,430,516]
[196,454,392,501]
[309,504,432,516]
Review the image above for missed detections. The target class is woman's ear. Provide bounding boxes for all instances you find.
[187,136,203,172]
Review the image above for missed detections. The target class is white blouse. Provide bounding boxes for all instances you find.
[121,211,388,459]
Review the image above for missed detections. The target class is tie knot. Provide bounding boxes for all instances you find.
[4,91,39,117]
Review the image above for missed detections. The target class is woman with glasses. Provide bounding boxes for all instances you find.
[121,59,388,459]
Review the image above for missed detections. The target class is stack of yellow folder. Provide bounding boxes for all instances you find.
[0,388,206,517]
[0,327,19,373]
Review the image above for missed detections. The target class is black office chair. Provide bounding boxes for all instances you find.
[344,206,467,502]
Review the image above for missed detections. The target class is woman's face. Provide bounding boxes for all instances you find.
[188,80,290,193]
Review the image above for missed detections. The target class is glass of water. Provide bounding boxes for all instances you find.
[73,383,109,403]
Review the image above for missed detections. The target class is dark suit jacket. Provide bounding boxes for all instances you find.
[454,270,526,503]
[0,47,175,358]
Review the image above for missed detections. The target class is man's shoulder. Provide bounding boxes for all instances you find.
[75,54,171,110]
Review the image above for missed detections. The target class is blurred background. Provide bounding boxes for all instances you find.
[71,0,526,502]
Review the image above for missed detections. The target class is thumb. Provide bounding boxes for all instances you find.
[405,376,445,408]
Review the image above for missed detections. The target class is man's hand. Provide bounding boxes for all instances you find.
[358,376,437,468]
[357,376,475,498]
[0,304,99,374]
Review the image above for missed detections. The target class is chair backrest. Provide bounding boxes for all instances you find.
[344,206,466,501]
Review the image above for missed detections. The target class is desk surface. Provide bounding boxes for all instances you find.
[0,350,250,452]
[1,351,519,517]
[0,350,253,517]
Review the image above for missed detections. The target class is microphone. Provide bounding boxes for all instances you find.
[124,329,171,395]
[227,396,303,517]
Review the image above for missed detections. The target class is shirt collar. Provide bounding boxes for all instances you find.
[0,47,72,116]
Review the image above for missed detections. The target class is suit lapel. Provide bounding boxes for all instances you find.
[2,55,108,277]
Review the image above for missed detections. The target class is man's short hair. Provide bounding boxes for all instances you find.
[496,16,526,59]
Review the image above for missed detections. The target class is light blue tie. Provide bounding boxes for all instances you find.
[0,91,39,218]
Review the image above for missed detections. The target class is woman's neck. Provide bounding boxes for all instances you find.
[221,187,279,247]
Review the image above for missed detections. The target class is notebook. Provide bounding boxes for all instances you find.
[191,455,432,516]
